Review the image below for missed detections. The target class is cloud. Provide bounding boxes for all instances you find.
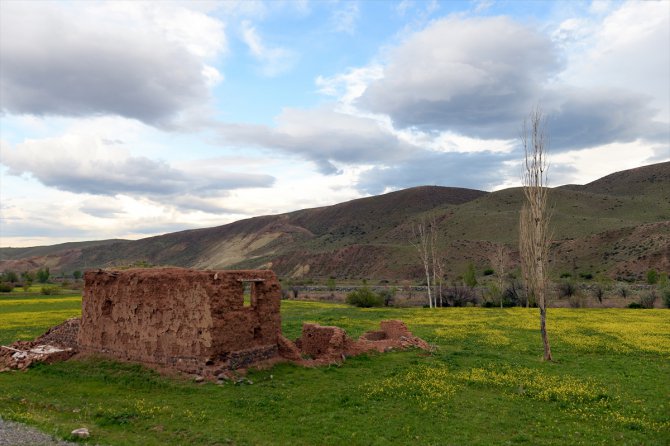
[0,2,225,126]
[331,2,360,34]
[0,134,275,211]
[218,107,416,174]
[356,150,516,195]
[544,88,669,150]
[358,10,668,150]
[558,0,670,122]
[240,21,297,77]
[359,16,560,138]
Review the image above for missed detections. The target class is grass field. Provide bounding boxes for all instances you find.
[0,292,668,445]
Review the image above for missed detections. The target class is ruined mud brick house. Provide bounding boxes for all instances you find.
[78,268,281,372]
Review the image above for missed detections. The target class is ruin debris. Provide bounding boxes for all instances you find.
[2,268,430,377]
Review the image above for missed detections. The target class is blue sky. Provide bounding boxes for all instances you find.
[1,0,669,247]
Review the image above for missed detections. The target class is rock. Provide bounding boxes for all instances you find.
[194,375,204,383]
[71,427,90,439]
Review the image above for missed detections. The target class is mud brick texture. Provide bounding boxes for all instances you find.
[77,268,281,371]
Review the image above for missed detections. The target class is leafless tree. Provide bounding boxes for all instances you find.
[490,244,510,308]
[410,215,445,308]
[429,214,445,307]
[520,107,553,361]
[410,220,433,308]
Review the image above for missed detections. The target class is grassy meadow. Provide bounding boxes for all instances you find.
[0,291,669,445]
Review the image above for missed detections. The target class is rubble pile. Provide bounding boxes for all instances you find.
[0,318,80,371]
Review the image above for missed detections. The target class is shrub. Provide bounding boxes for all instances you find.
[40,286,60,296]
[559,272,572,279]
[377,287,396,307]
[558,281,577,298]
[663,289,670,309]
[639,291,658,309]
[439,286,479,307]
[0,282,14,292]
[36,268,50,284]
[464,263,478,288]
[483,268,494,276]
[627,302,643,309]
[592,285,605,303]
[1,271,18,283]
[569,295,585,308]
[579,272,593,280]
[501,280,525,307]
[646,270,658,285]
[346,287,383,308]
[617,285,630,299]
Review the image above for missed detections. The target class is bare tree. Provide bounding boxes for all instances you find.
[520,107,553,361]
[410,215,445,308]
[490,244,510,308]
[429,214,445,307]
[410,220,433,308]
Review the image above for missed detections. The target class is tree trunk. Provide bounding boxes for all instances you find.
[539,304,552,361]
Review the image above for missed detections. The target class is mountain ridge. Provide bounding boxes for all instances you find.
[1,162,668,281]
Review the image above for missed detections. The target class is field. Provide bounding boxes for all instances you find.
[0,292,669,445]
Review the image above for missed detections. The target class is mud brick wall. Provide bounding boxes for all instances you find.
[78,268,281,368]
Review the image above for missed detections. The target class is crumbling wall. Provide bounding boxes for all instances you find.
[78,268,281,372]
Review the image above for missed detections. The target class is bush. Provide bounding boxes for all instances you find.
[439,286,479,307]
[628,302,643,309]
[592,285,605,303]
[377,287,396,307]
[0,282,14,292]
[558,281,577,298]
[569,295,585,308]
[617,285,630,299]
[483,268,494,276]
[559,272,572,279]
[579,272,593,280]
[646,270,658,285]
[639,291,658,309]
[41,286,60,295]
[463,263,477,288]
[346,287,383,308]
[663,289,670,309]
[501,280,525,307]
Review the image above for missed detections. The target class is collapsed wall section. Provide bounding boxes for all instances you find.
[77,268,281,372]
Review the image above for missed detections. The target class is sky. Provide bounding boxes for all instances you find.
[1,0,669,248]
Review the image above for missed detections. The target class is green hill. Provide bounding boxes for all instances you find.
[1,162,668,282]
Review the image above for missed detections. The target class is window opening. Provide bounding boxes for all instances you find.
[242,281,253,307]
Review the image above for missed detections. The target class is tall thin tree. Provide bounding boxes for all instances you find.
[520,107,553,361]
[410,220,433,308]
[491,244,509,308]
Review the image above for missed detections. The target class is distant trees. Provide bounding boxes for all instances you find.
[73,270,83,281]
[36,267,50,283]
[519,107,553,362]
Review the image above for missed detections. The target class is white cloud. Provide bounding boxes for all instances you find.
[218,106,417,174]
[549,140,669,186]
[1,127,275,211]
[330,2,360,34]
[0,1,226,126]
[360,15,560,137]
[558,0,670,122]
[241,21,297,77]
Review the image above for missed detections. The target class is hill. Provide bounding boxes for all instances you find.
[1,162,668,282]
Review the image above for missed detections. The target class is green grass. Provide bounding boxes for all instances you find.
[0,295,669,445]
